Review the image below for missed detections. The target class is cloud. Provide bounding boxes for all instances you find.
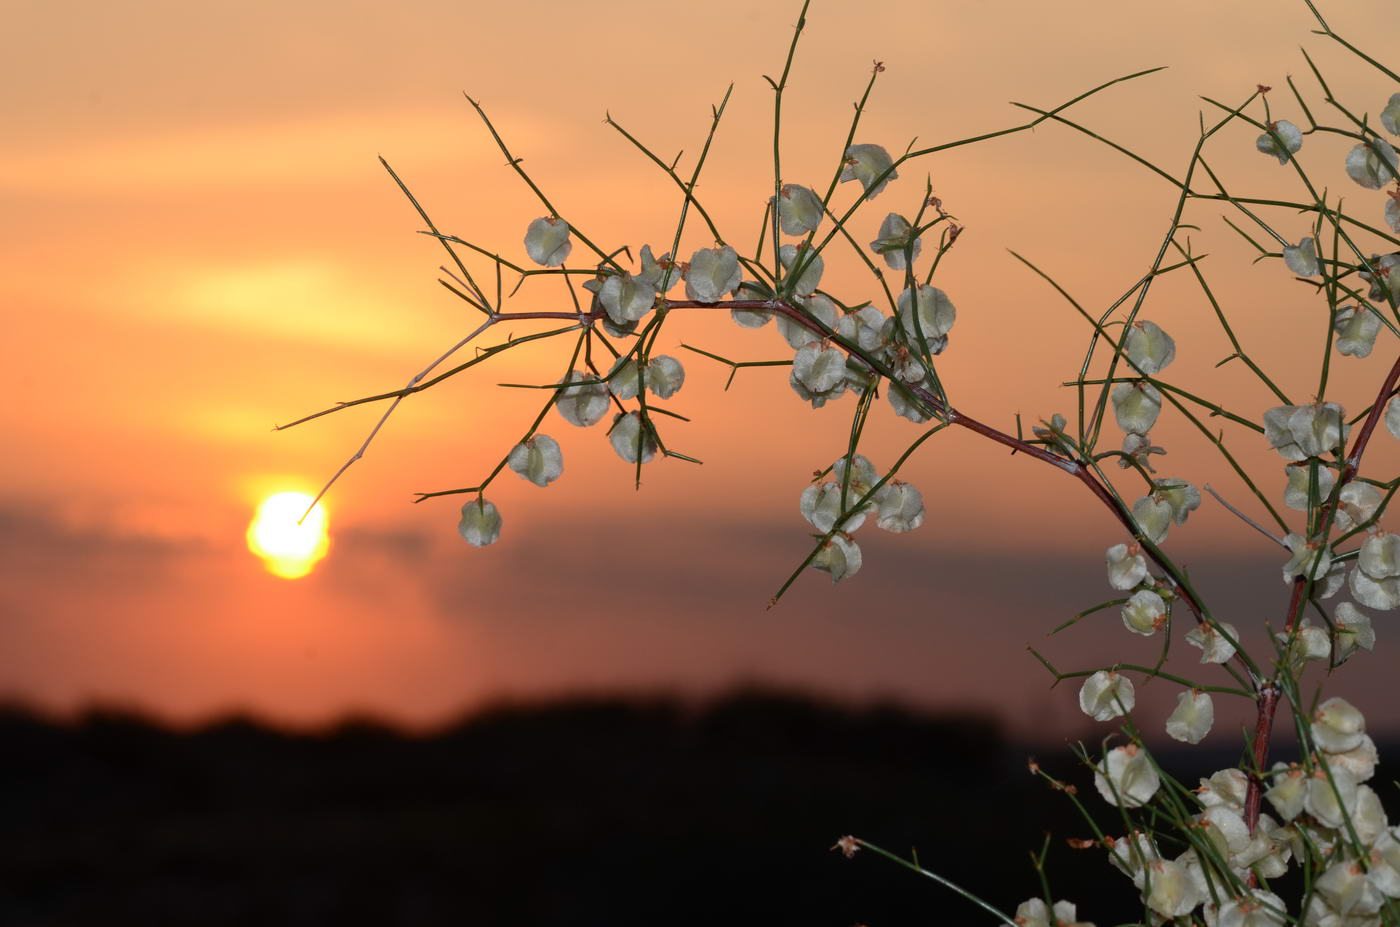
[0,108,551,197]
[0,501,210,565]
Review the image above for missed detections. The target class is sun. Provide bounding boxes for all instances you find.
[246,491,330,579]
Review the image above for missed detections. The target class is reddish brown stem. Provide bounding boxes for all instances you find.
[458,298,1220,629]
[1241,353,1400,839]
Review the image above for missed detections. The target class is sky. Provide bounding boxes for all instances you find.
[4,0,1400,742]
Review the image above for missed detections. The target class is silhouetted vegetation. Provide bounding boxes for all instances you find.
[0,690,1381,926]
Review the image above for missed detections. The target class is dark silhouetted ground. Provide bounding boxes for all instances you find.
[0,689,1366,926]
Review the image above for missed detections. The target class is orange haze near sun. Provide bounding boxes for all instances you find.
[5,0,1400,737]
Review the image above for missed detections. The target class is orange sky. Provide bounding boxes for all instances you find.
[5,0,1400,738]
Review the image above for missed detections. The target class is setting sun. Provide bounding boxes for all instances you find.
[247,491,330,579]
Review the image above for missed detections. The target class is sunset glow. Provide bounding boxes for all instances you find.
[6,0,1400,735]
[247,492,330,579]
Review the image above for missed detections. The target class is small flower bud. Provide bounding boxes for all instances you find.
[800,482,869,534]
[846,304,888,352]
[1316,857,1384,915]
[1371,829,1400,897]
[869,213,923,270]
[810,533,862,582]
[1014,898,1051,927]
[1383,93,1400,135]
[1336,481,1381,531]
[842,363,875,397]
[776,183,824,235]
[1282,533,1332,583]
[1328,733,1378,782]
[1111,381,1162,434]
[1217,892,1288,927]
[638,245,683,294]
[1256,120,1302,164]
[1094,744,1160,808]
[1154,479,1200,525]
[788,366,848,408]
[1200,805,1252,860]
[779,243,824,296]
[524,216,572,267]
[1316,561,1347,599]
[599,272,656,326]
[607,357,641,399]
[730,279,774,328]
[608,411,657,464]
[1265,764,1307,821]
[1264,406,1306,460]
[1283,238,1319,276]
[1123,320,1175,374]
[1198,768,1249,811]
[874,480,925,533]
[730,306,772,329]
[1333,305,1382,358]
[1131,495,1171,545]
[1354,784,1387,844]
[1165,690,1214,744]
[777,293,839,348]
[896,285,956,351]
[1277,619,1331,662]
[1312,697,1366,753]
[840,143,897,197]
[1121,589,1167,636]
[1349,564,1400,610]
[1079,670,1135,721]
[684,245,741,302]
[506,434,564,487]
[1035,414,1072,445]
[833,454,880,495]
[888,381,932,423]
[457,498,502,547]
[1283,464,1336,510]
[1359,532,1400,580]
[1362,251,1400,304]
[792,342,849,394]
[1120,432,1166,471]
[1144,857,1201,918]
[555,371,611,427]
[1185,620,1239,664]
[1292,403,1347,457]
[1333,601,1376,663]
[1345,138,1399,190]
[1106,543,1148,591]
[646,355,685,399]
[599,312,638,339]
[1107,831,1160,888]
[1014,899,1093,927]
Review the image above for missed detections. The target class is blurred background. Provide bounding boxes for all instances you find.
[4,0,1400,922]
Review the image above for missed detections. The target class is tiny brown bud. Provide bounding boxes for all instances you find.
[831,835,861,859]
[1066,837,1096,849]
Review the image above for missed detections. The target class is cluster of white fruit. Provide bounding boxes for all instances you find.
[798,453,926,582]
[461,142,950,582]
[1076,697,1397,927]
[1264,95,1400,365]
[1038,102,1400,927]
